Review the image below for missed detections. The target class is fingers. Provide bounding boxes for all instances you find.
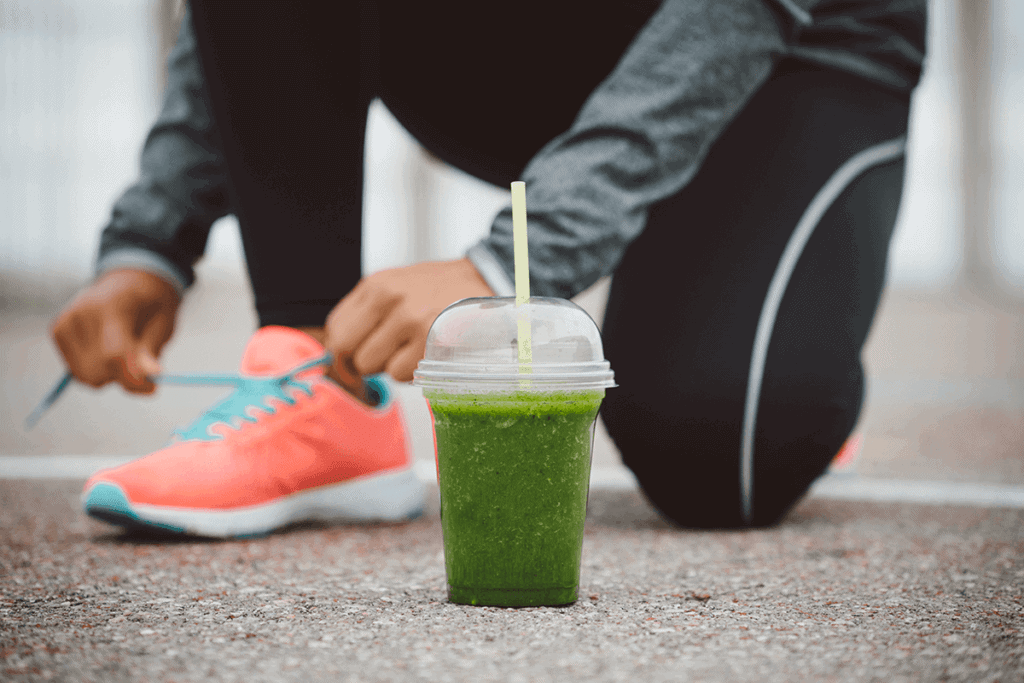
[385,339,428,383]
[137,306,175,374]
[351,313,417,377]
[331,280,431,379]
[324,283,398,362]
[51,307,106,388]
[120,296,178,395]
[100,315,153,394]
[328,355,369,404]
[128,348,160,395]
[324,259,495,386]
[48,269,181,395]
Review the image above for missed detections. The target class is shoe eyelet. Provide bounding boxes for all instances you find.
[205,423,228,440]
[283,383,311,403]
[243,404,274,421]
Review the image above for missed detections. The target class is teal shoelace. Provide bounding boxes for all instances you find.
[165,353,332,442]
[25,352,338,434]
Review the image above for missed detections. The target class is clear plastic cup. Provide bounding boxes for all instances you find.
[413,296,615,607]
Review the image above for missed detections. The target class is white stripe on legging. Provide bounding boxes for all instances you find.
[739,136,907,525]
[770,0,813,26]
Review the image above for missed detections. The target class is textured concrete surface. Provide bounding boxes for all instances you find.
[2,480,1023,683]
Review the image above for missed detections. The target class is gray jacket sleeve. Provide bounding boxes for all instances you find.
[467,0,787,298]
[95,7,231,295]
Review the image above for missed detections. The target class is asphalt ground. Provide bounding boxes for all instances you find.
[1,479,1023,683]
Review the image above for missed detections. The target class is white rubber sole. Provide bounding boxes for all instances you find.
[83,466,426,538]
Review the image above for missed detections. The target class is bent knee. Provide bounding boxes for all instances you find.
[601,381,861,528]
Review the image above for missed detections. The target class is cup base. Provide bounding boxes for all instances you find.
[447,584,578,608]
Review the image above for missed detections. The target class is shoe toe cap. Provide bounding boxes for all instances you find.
[82,481,187,534]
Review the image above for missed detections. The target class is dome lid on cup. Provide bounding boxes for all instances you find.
[413,297,615,391]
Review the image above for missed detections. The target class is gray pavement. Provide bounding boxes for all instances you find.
[1,480,1022,683]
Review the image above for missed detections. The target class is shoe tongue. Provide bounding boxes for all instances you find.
[240,326,326,377]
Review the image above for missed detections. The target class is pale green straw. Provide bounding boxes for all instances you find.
[511,181,532,382]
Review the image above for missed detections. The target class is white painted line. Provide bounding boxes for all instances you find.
[808,473,1024,508]
[3,456,1023,509]
[588,466,640,490]
[867,377,1024,407]
[0,455,135,480]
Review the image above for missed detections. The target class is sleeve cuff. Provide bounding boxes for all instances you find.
[95,248,190,297]
[466,243,516,298]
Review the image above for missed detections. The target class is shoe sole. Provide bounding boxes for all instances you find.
[82,467,425,538]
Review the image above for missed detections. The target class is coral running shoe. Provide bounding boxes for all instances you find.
[82,326,424,537]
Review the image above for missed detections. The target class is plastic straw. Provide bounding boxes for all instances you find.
[511,181,532,371]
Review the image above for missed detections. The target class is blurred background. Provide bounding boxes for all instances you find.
[1,0,1022,487]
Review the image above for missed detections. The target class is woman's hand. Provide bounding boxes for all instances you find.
[324,258,495,384]
[50,269,181,394]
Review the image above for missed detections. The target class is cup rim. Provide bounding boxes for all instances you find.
[413,359,616,391]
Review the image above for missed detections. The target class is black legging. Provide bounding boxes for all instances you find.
[188,3,911,528]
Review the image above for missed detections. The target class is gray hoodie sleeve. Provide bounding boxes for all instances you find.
[95,7,231,295]
[467,0,786,298]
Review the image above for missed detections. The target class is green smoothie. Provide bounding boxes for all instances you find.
[424,389,604,607]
